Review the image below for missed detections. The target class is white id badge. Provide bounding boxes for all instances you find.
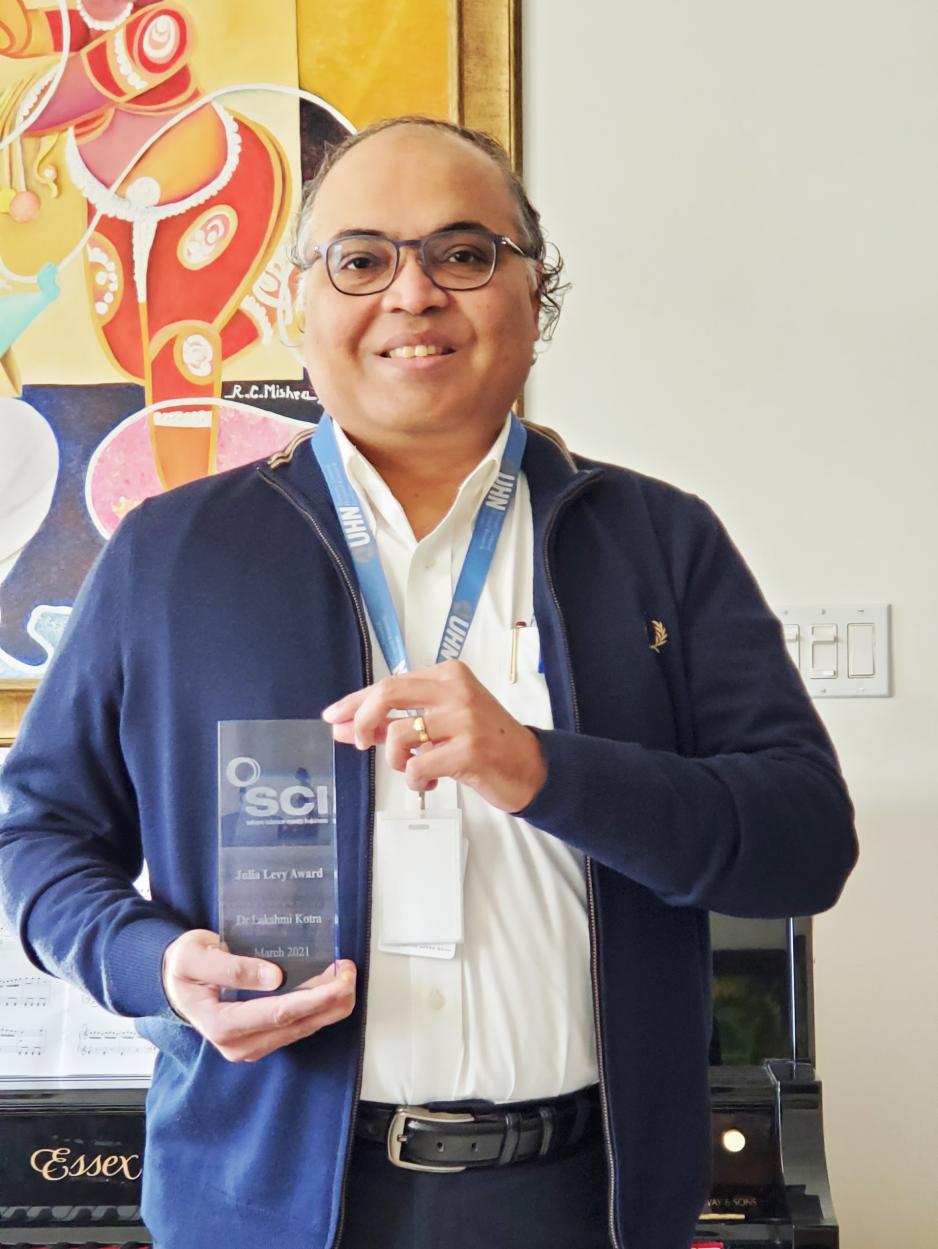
[375,810,463,947]
[380,937,458,960]
[379,835,469,959]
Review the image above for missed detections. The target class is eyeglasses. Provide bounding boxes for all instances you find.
[306,227,530,296]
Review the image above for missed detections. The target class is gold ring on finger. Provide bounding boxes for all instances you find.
[412,714,431,745]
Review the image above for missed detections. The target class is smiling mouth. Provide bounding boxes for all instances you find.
[381,345,456,359]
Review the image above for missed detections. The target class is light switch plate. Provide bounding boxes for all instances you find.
[772,604,891,697]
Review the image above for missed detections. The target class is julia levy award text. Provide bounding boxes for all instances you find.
[218,720,338,996]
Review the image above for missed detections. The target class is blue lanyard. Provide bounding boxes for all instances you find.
[312,413,527,675]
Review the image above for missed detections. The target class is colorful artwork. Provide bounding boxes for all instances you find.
[0,0,354,677]
[0,0,514,735]
[5,0,298,489]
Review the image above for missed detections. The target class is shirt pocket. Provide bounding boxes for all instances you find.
[501,624,553,730]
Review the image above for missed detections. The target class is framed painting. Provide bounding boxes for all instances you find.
[0,0,520,743]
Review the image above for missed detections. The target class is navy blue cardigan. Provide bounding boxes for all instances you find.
[0,424,856,1249]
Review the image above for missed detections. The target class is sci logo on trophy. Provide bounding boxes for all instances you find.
[225,755,331,819]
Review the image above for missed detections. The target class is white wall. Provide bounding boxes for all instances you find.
[524,3,938,1244]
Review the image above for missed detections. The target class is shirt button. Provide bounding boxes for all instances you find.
[428,988,446,1011]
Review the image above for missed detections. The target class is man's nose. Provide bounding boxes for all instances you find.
[380,246,449,314]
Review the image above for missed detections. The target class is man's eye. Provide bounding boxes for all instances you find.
[442,246,488,265]
[336,251,383,271]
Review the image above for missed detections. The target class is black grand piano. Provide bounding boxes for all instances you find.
[0,913,840,1248]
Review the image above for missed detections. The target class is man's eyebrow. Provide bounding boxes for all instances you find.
[436,220,494,233]
[329,228,386,241]
[328,220,496,241]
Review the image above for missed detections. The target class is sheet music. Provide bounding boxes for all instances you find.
[0,891,155,1084]
[0,972,52,1010]
[0,913,69,1077]
[0,1025,48,1059]
[60,988,155,1079]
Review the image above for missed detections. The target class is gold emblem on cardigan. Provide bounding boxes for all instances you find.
[648,620,669,653]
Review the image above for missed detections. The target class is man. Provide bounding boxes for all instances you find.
[0,118,857,1249]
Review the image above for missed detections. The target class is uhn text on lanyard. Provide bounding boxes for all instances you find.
[311,413,527,675]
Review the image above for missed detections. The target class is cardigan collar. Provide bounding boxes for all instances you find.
[257,417,604,572]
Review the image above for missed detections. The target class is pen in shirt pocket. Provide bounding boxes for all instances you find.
[509,616,541,682]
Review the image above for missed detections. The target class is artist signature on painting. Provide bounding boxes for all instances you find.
[223,383,316,402]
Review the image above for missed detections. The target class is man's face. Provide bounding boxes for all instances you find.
[301,126,540,448]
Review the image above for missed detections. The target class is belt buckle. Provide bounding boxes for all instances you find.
[386,1105,475,1173]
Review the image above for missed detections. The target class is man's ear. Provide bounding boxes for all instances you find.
[529,262,543,334]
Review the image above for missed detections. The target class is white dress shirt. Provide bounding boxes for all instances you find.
[331,417,598,1104]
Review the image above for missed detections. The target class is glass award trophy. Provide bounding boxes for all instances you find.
[218,719,338,997]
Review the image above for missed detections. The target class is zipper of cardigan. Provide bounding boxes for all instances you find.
[259,472,374,1249]
[333,741,375,1249]
[542,479,623,1249]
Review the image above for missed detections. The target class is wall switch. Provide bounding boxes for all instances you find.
[810,624,838,678]
[846,623,875,678]
[782,623,800,667]
[772,604,890,697]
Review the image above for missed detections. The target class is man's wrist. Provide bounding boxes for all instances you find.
[509,726,547,813]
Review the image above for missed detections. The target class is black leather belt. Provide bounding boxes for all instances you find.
[354,1085,600,1173]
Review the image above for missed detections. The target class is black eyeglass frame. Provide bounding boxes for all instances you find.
[305,227,531,296]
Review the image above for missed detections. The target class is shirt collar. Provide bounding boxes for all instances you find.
[329,415,514,544]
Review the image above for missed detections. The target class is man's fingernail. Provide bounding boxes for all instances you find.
[340,968,355,986]
[321,705,336,721]
[258,966,280,987]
